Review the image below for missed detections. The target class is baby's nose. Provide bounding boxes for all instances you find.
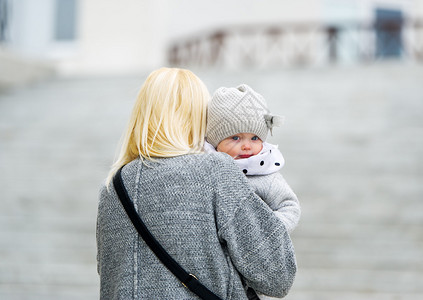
[241,142,251,150]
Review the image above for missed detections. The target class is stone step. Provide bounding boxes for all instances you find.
[292,267,423,294]
[1,62,422,299]
[0,50,55,91]
[285,291,423,300]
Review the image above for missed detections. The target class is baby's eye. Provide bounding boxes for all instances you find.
[231,136,240,141]
[252,136,259,141]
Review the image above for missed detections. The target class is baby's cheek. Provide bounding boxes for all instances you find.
[255,143,263,154]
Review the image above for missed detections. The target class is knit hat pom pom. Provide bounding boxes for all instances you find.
[264,114,284,135]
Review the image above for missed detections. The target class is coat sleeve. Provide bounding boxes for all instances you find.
[212,155,297,298]
[254,173,301,233]
[96,184,110,276]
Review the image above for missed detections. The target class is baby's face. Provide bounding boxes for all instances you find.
[217,133,263,160]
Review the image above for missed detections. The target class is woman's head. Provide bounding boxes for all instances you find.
[107,67,209,184]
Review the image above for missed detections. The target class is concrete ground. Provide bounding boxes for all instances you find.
[0,61,422,299]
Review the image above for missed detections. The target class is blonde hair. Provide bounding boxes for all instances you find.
[106,67,209,186]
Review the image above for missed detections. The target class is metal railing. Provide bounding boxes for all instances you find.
[167,20,423,69]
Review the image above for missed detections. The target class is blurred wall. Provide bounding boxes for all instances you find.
[61,0,169,75]
[1,0,170,76]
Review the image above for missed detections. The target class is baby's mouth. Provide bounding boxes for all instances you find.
[237,154,253,159]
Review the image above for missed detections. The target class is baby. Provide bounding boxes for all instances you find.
[205,84,300,300]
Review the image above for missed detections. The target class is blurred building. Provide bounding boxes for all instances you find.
[168,0,423,69]
[0,0,422,82]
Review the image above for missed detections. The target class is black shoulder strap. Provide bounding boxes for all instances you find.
[113,166,222,300]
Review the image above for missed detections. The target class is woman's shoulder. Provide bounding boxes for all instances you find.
[174,152,244,180]
[191,152,240,171]
[100,153,241,190]
[152,151,232,167]
[190,151,234,165]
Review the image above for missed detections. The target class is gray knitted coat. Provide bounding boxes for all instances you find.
[96,153,297,299]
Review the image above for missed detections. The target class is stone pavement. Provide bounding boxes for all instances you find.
[0,62,422,299]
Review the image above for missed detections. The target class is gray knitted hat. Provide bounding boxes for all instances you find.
[206,84,282,148]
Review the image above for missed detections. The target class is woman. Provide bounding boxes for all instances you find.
[96,67,296,299]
